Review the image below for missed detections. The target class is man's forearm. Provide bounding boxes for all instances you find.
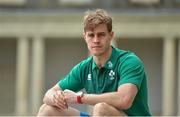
[81,92,131,110]
[80,84,138,110]
[81,92,116,105]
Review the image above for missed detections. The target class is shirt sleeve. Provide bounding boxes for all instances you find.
[58,63,84,92]
[118,53,145,90]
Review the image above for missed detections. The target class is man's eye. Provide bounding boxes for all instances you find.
[98,33,106,37]
[88,34,94,37]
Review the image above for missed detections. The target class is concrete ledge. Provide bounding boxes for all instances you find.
[0,13,180,38]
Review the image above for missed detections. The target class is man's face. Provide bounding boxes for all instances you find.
[83,24,114,56]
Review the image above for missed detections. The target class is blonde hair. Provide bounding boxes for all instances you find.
[83,9,112,32]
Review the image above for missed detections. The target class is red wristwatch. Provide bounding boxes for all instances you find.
[76,91,84,104]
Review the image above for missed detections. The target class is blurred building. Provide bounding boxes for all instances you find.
[0,0,180,116]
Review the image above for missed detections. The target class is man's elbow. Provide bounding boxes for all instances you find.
[43,96,47,104]
[116,98,133,110]
[123,99,133,109]
[43,93,50,104]
[43,89,52,104]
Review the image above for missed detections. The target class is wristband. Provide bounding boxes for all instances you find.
[77,95,82,104]
[76,91,84,104]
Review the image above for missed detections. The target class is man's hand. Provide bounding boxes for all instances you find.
[63,89,77,104]
[51,90,68,109]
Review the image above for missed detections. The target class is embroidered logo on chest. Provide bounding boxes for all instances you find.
[109,70,115,80]
[107,61,113,68]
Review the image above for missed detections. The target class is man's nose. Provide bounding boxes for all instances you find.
[93,35,99,42]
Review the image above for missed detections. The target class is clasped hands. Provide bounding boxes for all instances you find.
[51,89,78,109]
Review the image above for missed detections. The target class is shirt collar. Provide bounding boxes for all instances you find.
[92,60,97,70]
[92,46,119,70]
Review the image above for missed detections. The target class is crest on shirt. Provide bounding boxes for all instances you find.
[109,70,115,80]
[107,61,113,68]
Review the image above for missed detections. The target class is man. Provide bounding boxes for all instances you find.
[37,9,151,116]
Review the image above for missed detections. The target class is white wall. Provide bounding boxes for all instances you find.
[0,38,16,115]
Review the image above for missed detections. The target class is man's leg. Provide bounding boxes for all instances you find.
[37,104,80,116]
[93,102,127,116]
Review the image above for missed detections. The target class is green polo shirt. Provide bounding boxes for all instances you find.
[58,46,151,116]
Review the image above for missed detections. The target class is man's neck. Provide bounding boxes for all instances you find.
[93,47,112,68]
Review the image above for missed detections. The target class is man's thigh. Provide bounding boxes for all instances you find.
[37,104,81,116]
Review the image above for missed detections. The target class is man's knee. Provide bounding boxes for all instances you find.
[93,102,127,116]
[37,104,57,116]
[93,102,109,115]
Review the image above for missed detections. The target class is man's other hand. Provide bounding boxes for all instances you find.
[64,89,77,104]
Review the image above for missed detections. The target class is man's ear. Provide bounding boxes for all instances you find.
[83,32,86,41]
[110,31,114,41]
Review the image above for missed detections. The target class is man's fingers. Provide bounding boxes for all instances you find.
[61,91,66,100]
[53,97,67,109]
[57,91,67,104]
[56,101,67,109]
[54,93,66,104]
[53,92,68,109]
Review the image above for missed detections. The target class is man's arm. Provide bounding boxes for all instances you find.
[43,84,68,109]
[64,83,138,110]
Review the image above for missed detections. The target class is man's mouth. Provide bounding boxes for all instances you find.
[92,46,102,48]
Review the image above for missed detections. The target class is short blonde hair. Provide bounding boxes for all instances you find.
[83,9,112,32]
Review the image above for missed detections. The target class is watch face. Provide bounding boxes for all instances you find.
[77,91,83,97]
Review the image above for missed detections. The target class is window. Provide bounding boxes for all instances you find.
[59,0,94,7]
[0,0,25,5]
[130,0,160,5]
